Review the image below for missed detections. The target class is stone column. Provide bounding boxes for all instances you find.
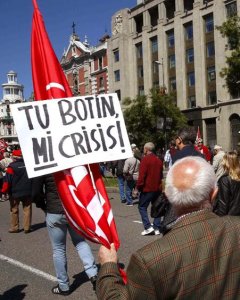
[175,0,184,15]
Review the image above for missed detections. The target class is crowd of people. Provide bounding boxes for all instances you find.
[1,126,240,298]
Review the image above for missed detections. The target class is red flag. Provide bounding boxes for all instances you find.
[31,0,120,250]
[196,126,201,142]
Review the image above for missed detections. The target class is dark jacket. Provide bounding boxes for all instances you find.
[213,175,240,216]
[32,174,64,214]
[172,145,204,164]
[2,158,32,198]
[111,159,126,177]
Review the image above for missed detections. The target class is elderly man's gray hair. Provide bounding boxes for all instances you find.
[144,142,155,152]
[165,156,216,207]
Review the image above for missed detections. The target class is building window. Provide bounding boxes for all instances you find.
[114,70,120,82]
[206,41,215,57]
[188,72,195,87]
[226,1,237,18]
[99,57,103,69]
[169,55,176,68]
[113,50,119,62]
[186,48,194,63]
[207,66,216,81]
[99,77,104,88]
[72,46,76,55]
[208,91,217,105]
[153,61,159,74]
[205,14,214,33]
[115,90,121,101]
[138,65,144,78]
[185,22,193,40]
[167,30,175,48]
[135,14,143,33]
[169,77,176,91]
[138,86,144,96]
[151,36,158,54]
[149,6,158,27]
[188,95,196,108]
[136,43,143,59]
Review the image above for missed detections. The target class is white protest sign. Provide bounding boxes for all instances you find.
[11,93,132,178]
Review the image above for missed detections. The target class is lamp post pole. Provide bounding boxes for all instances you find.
[154,58,165,90]
[154,59,168,151]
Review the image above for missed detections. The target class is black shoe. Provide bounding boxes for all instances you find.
[8,229,20,233]
[121,200,126,203]
[24,229,32,234]
[90,275,97,291]
[51,285,70,296]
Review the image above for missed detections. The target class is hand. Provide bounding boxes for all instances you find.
[98,243,118,265]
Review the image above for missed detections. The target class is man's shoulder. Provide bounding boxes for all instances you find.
[137,213,240,258]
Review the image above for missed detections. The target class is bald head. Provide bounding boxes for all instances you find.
[172,159,199,191]
[165,157,217,208]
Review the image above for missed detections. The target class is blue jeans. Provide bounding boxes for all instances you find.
[126,180,135,204]
[46,213,98,291]
[117,175,126,201]
[138,192,161,230]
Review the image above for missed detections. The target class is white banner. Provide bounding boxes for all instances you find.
[11,93,132,178]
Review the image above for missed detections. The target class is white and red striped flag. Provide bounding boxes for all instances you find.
[31,0,120,252]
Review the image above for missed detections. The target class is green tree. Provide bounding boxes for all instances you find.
[123,88,187,150]
[217,16,240,97]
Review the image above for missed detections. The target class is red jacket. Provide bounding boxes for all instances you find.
[137,153,163,192]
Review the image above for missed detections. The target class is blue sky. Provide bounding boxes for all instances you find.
[0,0,136,99]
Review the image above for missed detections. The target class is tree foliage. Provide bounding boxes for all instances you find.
[217,16,240,97]
[123,88,187,150]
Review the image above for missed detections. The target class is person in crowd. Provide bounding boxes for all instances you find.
[131,143,142,161]
[96,156,240,300]
[111,159,126,203]
[136,142,163,236]
[164,127,205,232]
[163,140,176,169]
[172,127,204,164]
[212,145,225,181]
[2,149,32,233]
[213,151,240,216]
[195,138,212,162]
[32,174,98,295]
[0,152,13,201]
[123,151,140,206]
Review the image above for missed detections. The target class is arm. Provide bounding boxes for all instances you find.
[123,159,131,175]
[1,166,14,193]
[97,245,157,300]
[136,158,147,191]
[32,176,46,211]
[212,155,218,172]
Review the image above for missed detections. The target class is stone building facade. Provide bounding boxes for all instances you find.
[107,0,240,151]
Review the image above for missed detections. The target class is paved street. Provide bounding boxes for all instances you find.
[0,191,160,300]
